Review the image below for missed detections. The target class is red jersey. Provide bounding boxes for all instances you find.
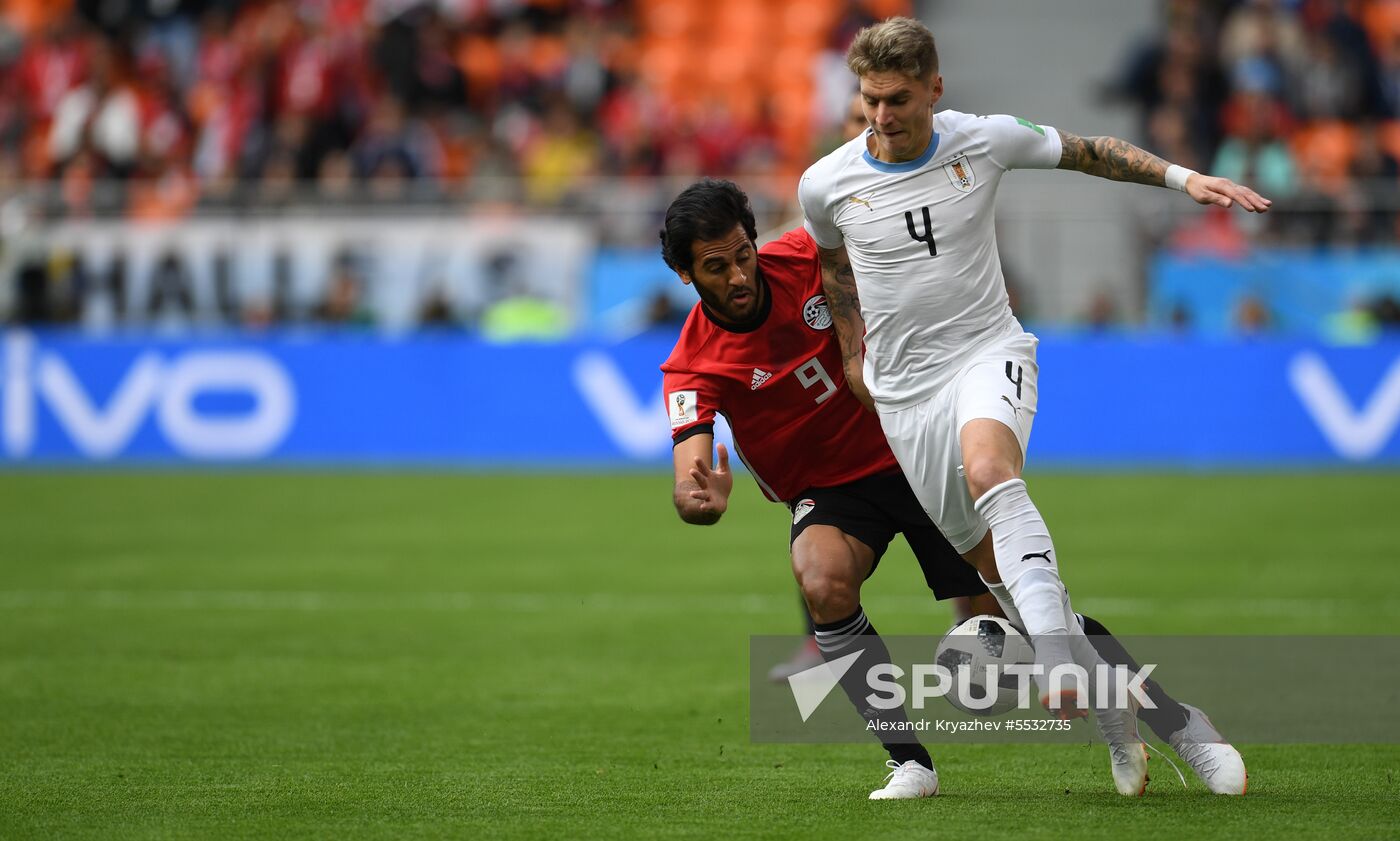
[661,228,900,502]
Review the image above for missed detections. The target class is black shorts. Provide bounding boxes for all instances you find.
[787,470,988,601]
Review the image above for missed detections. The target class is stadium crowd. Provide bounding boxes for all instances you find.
[1117,0,1400,249]
[1,0,1398,334]
[0,0,895,219]
[1,0,1395,226]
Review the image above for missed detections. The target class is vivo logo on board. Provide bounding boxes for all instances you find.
[1,332,296,460]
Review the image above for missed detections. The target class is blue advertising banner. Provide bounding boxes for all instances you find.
[1149,250,1400,337]
[2,330,1398,467]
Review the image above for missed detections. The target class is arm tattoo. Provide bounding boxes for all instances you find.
[817,246,865,369]
[1057,130,1169,187]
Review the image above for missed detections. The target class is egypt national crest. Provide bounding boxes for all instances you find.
[802,295,832,330]
[943,154,975,192]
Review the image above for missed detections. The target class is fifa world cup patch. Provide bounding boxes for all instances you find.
[802,294,832,330]
[943,154,975,192]
[793,498,816,524]
[668,390,698,428]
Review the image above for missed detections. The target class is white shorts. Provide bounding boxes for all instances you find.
[877,332,1040,555]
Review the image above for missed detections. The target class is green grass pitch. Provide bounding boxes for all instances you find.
[1,471,1398,839]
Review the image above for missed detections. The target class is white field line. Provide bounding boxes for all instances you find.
[0,589,1395,619]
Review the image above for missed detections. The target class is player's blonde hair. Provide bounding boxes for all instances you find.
[846,17,939,80]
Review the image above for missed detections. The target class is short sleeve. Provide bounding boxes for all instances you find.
[798,172,843,249]
[980,114,1063,172]
[662,368,720,441]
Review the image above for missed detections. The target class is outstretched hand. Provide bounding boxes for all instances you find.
[688,443,733,517]
[1185,174,1272,213]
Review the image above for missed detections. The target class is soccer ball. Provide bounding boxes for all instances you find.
[934,614,1034,717]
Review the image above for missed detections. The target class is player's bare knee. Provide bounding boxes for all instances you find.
[964,456,1017,500]
[798,570,860,624]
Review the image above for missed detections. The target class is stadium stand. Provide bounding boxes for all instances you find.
[0,0,1397,334]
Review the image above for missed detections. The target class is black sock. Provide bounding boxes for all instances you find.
[1080,613,1190,739]
[800,591,816,637]
[813,607,932,770]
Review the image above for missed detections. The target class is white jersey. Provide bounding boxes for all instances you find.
[799,109,1063,409]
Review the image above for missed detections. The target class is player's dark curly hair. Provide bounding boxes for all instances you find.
[659,179,758,275]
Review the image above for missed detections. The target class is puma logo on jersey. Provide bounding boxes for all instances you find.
[847,196,875,211]
[751,368,773,389]
[1020,550,1053,564]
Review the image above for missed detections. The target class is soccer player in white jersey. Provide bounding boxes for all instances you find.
[798,17,1263,796]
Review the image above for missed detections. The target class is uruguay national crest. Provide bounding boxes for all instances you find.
[943,154,975,192]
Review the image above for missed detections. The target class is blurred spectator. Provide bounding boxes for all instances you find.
[1,0,1391,341]
[1335,121,1400,244]
[0,0,823,219]
[1211,87,1298,199]
[1293,30,1368,121]
[313,250,374,327]
[1146,104,1207,173]
[1116,0,1400,259]
[1219,0,1307,93]
[522,96,598,204]
[49,37,139,177]
[1233,292,1273,334]
[1377,31,1400,117]
[1370,293,1400,328]
[1111,6,1226,150]
[643,289,687,330]
[418,288,456,328]
[478,250,568,341]
[352,94,437,182]
[1082,290,1121,332]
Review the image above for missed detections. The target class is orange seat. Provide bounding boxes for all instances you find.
[861,0,913,20]
[2,0,74,37]
[633,0,884,174]
[639,0,697,39]
[1362,0,1400,51]
[1378,120,1400,162]
[456,35,501,92]
[529,34,569,77]
[1291,121,1358,186]
[782,2,842,46]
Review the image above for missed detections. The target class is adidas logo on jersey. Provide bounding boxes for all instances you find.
[751,368,773,389]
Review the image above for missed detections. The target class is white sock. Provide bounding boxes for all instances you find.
[974,477,1104,703]
[972,478,1063,633]
[979,576,1025,633]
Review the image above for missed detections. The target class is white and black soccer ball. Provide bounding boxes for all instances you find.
[934,614,1035,717]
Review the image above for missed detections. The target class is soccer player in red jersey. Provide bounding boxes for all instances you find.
[660,178,987,799]
[658,179,1242,800]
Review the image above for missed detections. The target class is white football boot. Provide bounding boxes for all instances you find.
[1094,690,1150,796]
[868,759,939,800]
[1167,703,1247,795]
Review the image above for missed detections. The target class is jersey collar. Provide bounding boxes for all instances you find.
[701,271,772,334]
[862,129,940,173]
